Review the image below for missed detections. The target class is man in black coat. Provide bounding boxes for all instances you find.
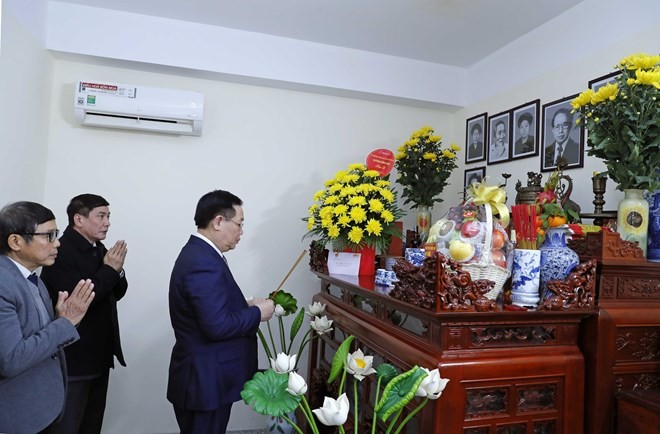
[41,194,128,434]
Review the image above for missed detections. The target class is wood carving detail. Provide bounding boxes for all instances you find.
[600,276,616,298]
[466,388,508,418]
[390,254,500,312]
[471,326,556,347]
[567,231,645,262]
[618,278,660,298]
[517,384,557,412]
[615,373,660,392]
[615,330,660,361]
[539,260,597,310]
[309,241,329,274]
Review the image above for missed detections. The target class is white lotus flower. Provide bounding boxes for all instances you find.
[306,301,326,317]
[274,304,285,317]
[269,353,297,374]
[415,368,449,400]
[286,371,308,396]
[310,315,333,335]
[312,393,349,426]
[346,349,377,381]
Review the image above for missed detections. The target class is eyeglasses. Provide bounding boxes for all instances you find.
[227,219,244,229]
[22,229,60,243]
[553,122,571,131]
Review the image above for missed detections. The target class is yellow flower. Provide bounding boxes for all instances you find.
[571,89,595,109]
[327,225,340,238]
[380,210,394,223]
[375,180,390,188]
[333,204,348,215]
[342,174,359,184]
[308,204,319,215]
[395,152,406,160]
[337,215,352,227]
[379,189,394,203]
[591,83,619,104]
[350,206,367,223]
[339,186,357,197]
[348,227,363,244]
[348,163,366,171]
[347,196,367,206]
[634,68,660,88]
[442,149,456,159]
[429,135,442,142]
[313,190,325,201]
[321,217,333,228]
[307,217,315,230]
[368,199,384,213]
[364,170,380,178]
[422,152,437,162]
[365,219,383,236]
[450,143,461,151]
[329,183,342,193]
[319,206,334,220]
[324,195,339,205]
[620,53,660,70]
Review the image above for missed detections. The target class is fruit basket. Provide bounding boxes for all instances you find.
[428,197,512,300]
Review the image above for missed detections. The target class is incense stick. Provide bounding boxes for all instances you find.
[271,250,307,297]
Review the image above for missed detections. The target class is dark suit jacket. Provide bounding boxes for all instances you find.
[167,235,261,411]
[40,226,127,376]
[514,136,535,155]
[544,137,579,169]
[467,141,483,160]
[0,256,79,434]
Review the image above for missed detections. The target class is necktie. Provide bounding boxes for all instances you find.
[27,274,50,326]
[555,144,564,165]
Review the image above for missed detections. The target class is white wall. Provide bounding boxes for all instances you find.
[44,59,454,433]
[0,0,52,204]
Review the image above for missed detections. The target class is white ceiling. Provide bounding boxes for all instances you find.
[55,0,584,67]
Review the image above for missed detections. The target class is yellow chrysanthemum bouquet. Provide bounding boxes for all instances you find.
[571,52,660,191]
[395,126,461,208]
[304,163,404,251]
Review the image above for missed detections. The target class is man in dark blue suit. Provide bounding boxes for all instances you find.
[167,189,275,434]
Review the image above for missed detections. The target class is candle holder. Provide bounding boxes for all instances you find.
[580,173,617,226]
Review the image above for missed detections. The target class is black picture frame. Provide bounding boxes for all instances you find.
[487,111,511,165]
[465,113,487,164]
[464,166,486,200]
[589,71,621,91]
[540,95,584,172]
[511,99,540,160]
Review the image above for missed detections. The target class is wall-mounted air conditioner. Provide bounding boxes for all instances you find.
[74,81,204,136]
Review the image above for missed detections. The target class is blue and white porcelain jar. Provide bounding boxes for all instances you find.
[539,226,579,301]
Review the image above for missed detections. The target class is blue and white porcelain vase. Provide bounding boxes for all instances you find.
[539,226,579,301]
[511,249,541,308]
[647,190,660,262]
[266,410,296,434]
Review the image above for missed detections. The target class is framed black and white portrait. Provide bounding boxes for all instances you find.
[465,113,487,164]
[487,111,511,165]
[589,71,621,91]
[511,99,540,160]
[541,95,584,172]
[464,166,486,199]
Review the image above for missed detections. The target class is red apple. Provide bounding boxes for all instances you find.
[491,250,506,268]
[491,230,505,250]
[461,220,482,238]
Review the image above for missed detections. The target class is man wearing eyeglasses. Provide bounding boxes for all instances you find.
[168,189,275,434]
[544,108,579,170]
[0,201,95,434]
[40,194,128,434]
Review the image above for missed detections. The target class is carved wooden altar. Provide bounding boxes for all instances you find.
[306,271,593,434]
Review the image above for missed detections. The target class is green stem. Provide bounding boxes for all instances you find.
[338,367,348,397]
[338,426,346,434]
[266,320,277,358]
[371,377,383,434]
[353,381,359,434]
[293,333,316,370]
[384,408,402,434]
[290,328,312,357]
[282,414,303,434]
[278,316,286,353]
[393,398,428,434]
[257,329,272,361]
[299,395,320,434]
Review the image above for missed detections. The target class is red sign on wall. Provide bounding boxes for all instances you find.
[366,149,395,177]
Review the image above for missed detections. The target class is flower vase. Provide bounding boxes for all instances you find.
[617,189,649,257]
[539,226,579,301]
[342,245,376,276]
[416,205,432,243]
[266,410,296,434]
[511,249,541,308]
[646,190,660,262]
